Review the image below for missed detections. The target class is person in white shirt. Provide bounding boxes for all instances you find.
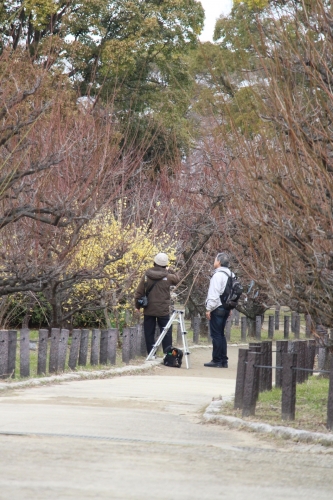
[204,253,233,368]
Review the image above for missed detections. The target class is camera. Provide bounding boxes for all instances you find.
[137,296,148,308]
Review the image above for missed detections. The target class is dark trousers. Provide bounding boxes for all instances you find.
[143,315,172,355]
[209,307,229,364]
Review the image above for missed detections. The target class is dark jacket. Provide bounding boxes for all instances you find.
[134,265,180,317]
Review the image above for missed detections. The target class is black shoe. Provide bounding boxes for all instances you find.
[221,362,228,368]
[204,361,223,368]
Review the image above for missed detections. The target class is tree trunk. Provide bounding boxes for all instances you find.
[247,317,256,338]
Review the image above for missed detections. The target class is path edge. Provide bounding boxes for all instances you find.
[203,399,333,446]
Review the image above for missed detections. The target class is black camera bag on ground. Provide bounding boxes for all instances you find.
[163,346,183,368]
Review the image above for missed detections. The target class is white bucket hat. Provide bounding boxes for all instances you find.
[154,253,169,266]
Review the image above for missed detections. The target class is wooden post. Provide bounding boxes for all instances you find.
[0,330,9,379]
[68,329,81,370]
[49,328,61,374]
[234,310,240,326]
[90,329,101,366]
[275,340,288,388]
[100,329,109,365]
[200,317,208,339]
[241,317,247,342]
[193,317,200,344]
[7,330,18,378]
[294,314,300,339]
[108,328,118,365]
[37,329,48,375]
[318,347,326,371]
[234,349,248,409]
[268,315,274,339]
[305,314,312,338]
[57,329,69,373]
[327,357,333,430]
[255,316,261,340]
[78,329,89,366]
[137,324,146,357]
[129,326,137,360]
[275,307,280,330]
[284,316,290,339]
[177,322,182,346]
[281,352,297,421]
[299,341,307,383]
[264,341,272,391]
[291,311,296,333]
[122,327,130,363]
[307,339,316,376]
[20,328,30,378]
[242,351,261,417]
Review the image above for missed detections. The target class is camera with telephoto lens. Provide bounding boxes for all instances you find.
[137,296,148,308]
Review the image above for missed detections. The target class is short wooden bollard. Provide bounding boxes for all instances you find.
[242,351,261,417]
[234,310,240,326]
[200,317,208,338]
[294,340,306,384]
[291,311,296,333]
[68,329,81,370]
[129,327,137,359]
[307,339,316,376]
[281,352,297,421]
[284,316,290,339]
[20,328,30,378]
[193,317,200,344]
[138,324,147,357]
[241,317,247,342]
[37,329,48,375]
[255,316,261,340]
[261,341,272,392]
[0,330,9,379]
[7,330,18,378]
[234,349,248,409]
[177,322,182,346]
[108,328,118,364]
[90,329,101,366]
[78,329,89,366]
[327,358,333,430]
[318,347,326,371]
[275,340,288,388]
[268,315,274,339]
[275,307,280,330]
[100,330,109,365]
[305,314,312,338]
[49,328,61,373]
[122,327,131,363]
[298,341,307,383]
[58,329,69,373]
[294,314,300,339]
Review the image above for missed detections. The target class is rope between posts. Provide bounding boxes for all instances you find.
[249,363,330,375]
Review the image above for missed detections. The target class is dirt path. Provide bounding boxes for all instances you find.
[0,346,332,499]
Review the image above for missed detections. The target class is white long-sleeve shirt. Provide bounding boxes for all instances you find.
[205,267,233,312]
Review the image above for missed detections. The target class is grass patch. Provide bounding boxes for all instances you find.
[221,376,331,433]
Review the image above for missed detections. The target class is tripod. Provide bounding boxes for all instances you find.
[145,310,191,369]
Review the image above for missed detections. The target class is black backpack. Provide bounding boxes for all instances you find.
[163,346,183,368]
[220,271,243,310]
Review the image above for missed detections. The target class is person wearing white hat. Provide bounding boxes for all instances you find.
[135,253,180,355]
